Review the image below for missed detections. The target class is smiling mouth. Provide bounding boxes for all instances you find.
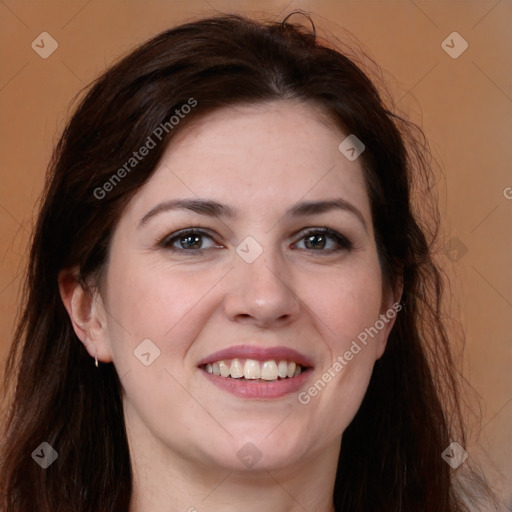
[200,358,308,382]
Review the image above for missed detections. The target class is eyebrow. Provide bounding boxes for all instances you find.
[138,197,367,231]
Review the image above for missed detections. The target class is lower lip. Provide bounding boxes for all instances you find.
[200,369,312,399]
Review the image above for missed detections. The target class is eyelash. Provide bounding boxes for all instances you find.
[158,227,353,254]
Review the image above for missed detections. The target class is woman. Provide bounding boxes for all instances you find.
[0,12,497,512]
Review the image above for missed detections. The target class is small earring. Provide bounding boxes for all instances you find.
[95,352,99,367]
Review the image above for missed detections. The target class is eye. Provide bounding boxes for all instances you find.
[158,227,353,254]
[294,228,353,252]
[159,228,221,251]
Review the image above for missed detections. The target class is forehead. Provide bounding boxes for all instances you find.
[125,100,371,224]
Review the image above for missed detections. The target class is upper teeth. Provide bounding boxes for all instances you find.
[204,359,303,380]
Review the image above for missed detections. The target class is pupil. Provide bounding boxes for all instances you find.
[306,234,325,250]
[182,234,201,249]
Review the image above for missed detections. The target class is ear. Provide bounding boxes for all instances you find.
[58,267,113,363]
[375,275,404,359]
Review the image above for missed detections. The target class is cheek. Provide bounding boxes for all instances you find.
[303,262,384,351]
[295,261,385,432]
[103,257,223,366]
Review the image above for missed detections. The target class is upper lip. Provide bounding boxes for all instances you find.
[198,344,314,368]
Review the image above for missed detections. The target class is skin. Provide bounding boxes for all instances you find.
[60,100,401,512]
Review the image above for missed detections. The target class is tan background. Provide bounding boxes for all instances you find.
[1,0,511,507]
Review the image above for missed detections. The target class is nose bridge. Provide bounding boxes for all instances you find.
[224,236,301,326]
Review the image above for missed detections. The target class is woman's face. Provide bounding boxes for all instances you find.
[97,100,397,472]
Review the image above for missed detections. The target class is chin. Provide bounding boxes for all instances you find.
[201,432,309,472]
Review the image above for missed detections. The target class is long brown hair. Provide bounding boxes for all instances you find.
[0,12,496,511]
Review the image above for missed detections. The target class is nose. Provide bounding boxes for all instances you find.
[223,247,301,329]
